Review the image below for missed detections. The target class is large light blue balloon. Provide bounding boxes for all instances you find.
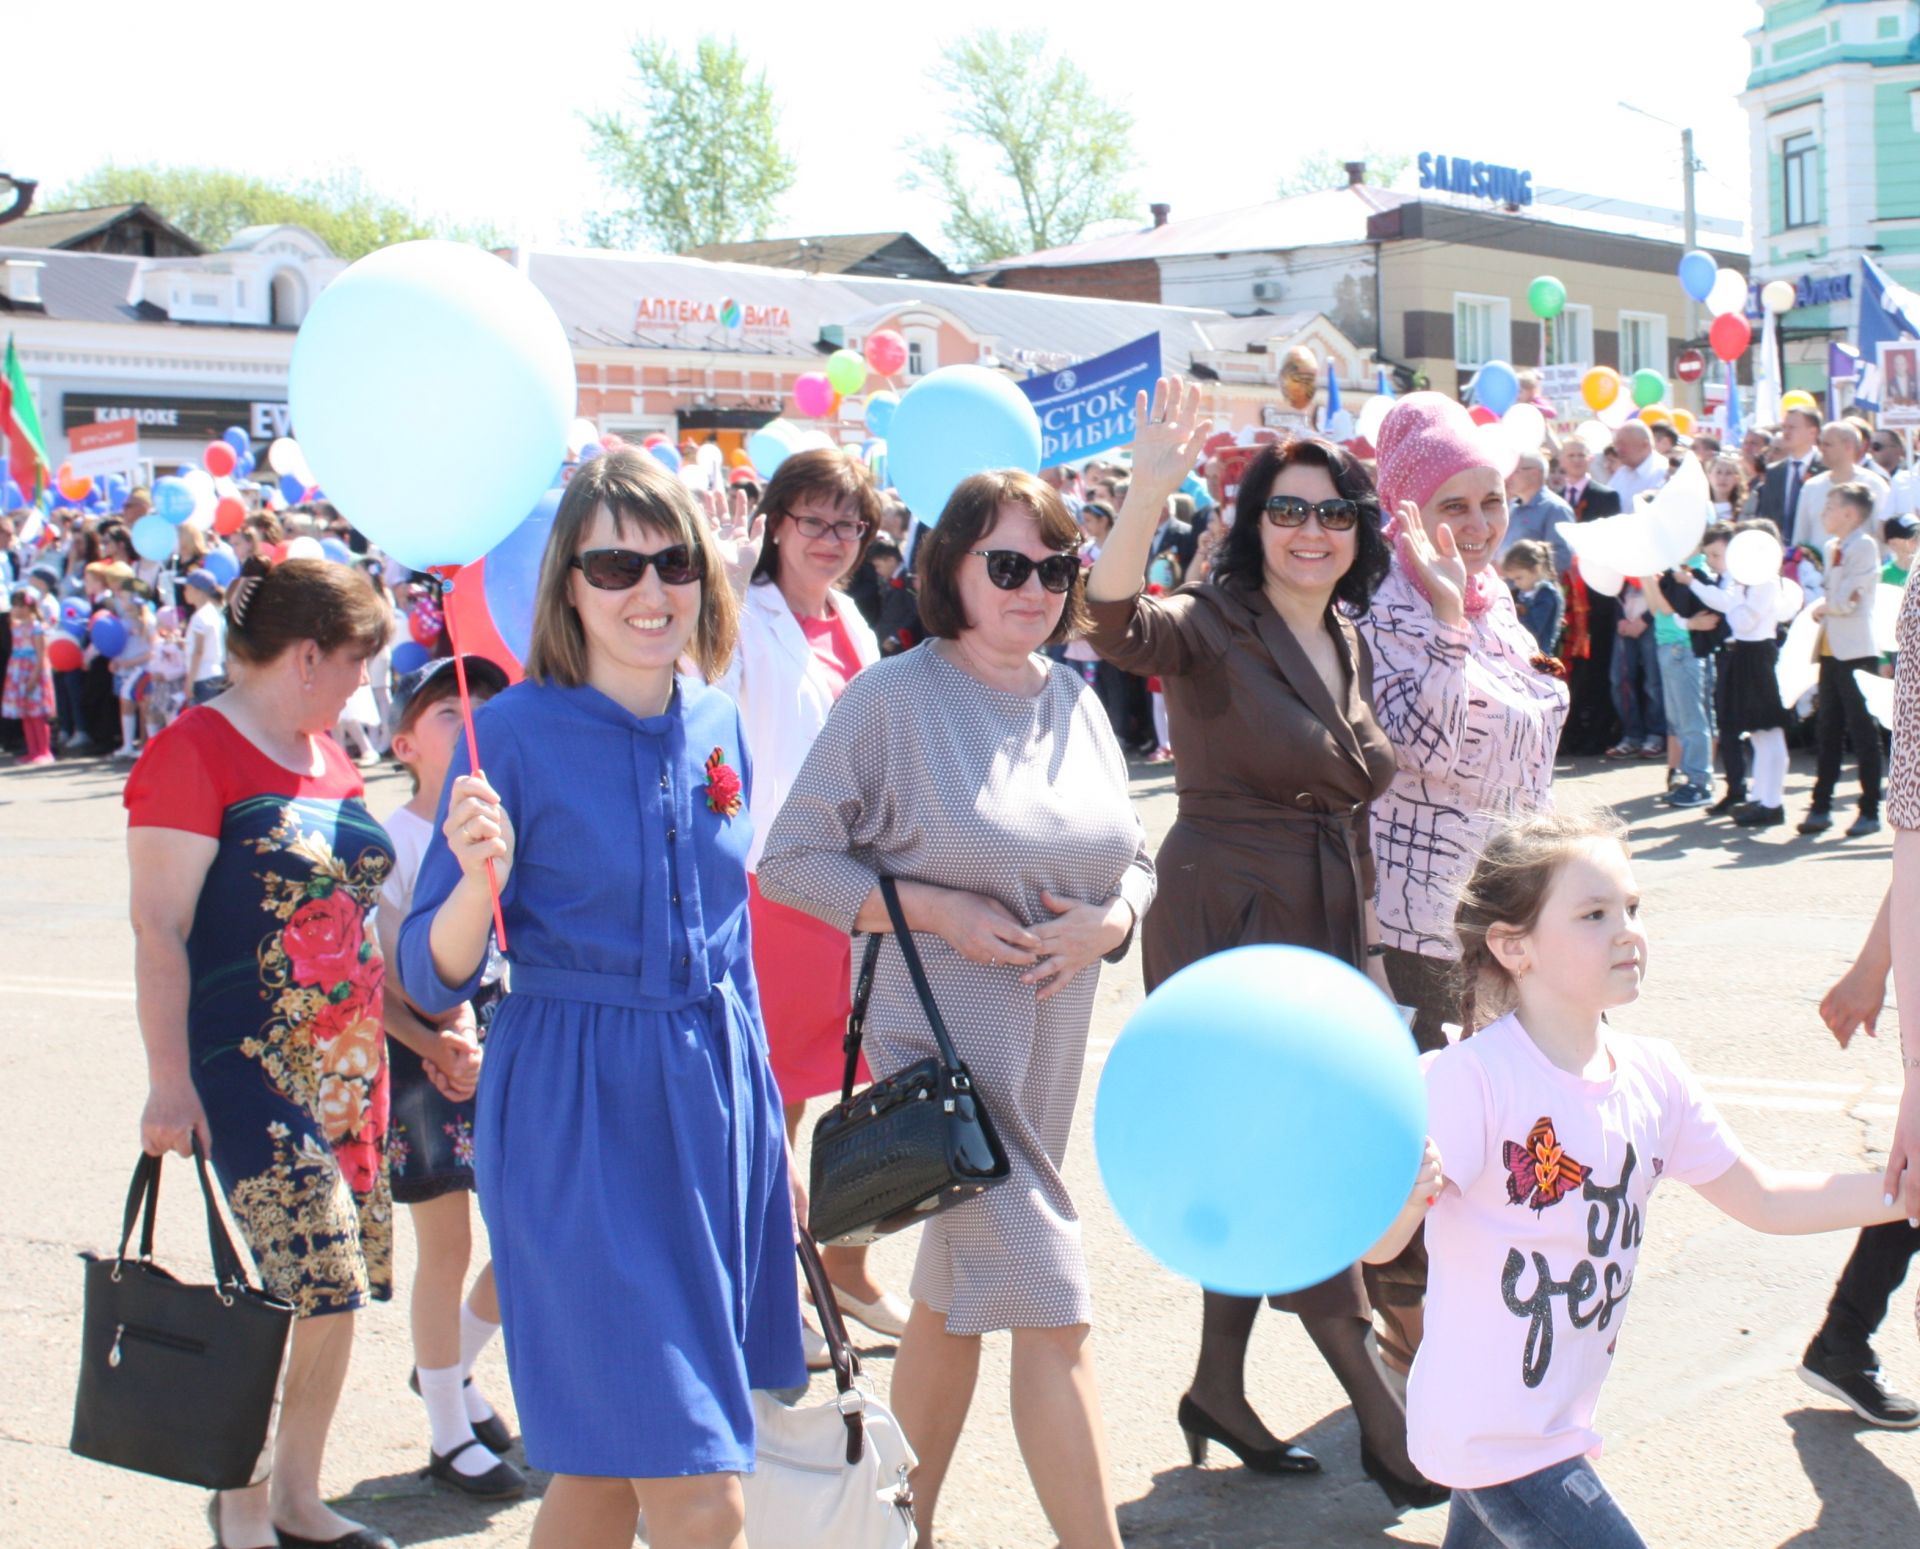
[1677,248,1717,304]
[1095,945,1425,1297]
[153,476,196,525]
[864,390,899,440]
[131,513,178,563]
[482,487,561,663]
[289,240,575,571]
[1474,360,1520,416]
[886,366,1042,521]
[747,419,800,478]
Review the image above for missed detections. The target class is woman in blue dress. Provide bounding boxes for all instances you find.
[398,449,805,1549]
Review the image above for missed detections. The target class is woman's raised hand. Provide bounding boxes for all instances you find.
[709,488,764,595]
[444,773,515,891]
[1396,499,1468,626]
[1123,377,1212,506]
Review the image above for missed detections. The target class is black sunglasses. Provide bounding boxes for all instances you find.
[570,545,705,589]
[967,548,1081,593]
[1264,495,1361,531]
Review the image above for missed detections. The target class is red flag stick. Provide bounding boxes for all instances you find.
[429,567,509,953]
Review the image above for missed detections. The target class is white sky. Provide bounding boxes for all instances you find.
[4,1,1760,258]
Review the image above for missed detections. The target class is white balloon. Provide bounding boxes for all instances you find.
[283,535,325,561]
[1776,606,1822,709]
[182,468,218,529]
[565,417,598,455]
[1775,577,1804,622]
[1582,556,1627,597]
[267,437,304,474]
[1874,582,1907,654]
[1597,395,1634,429]
[1356,393,1393,444]
[1762,279,1796,316]
[1707,266,1749,318]
[1726,528,1784,585]
[1861,670,1897,732]
[1501,403,1547,455]
[795,430,836,452]
[1575,419,1612,454]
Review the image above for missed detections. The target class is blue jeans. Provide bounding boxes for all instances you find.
[1657,641,1711,788]
[1442,1457,1647,1548]
[1610,625,1666,742]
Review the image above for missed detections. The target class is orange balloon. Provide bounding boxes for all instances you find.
[1580,367,1620,413]
[57,462,94,501]
[1640,407,1673,428]
[726,448,752,468]
[1670,408,1696,436]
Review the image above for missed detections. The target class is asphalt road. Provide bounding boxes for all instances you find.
[3,745,1915,1548]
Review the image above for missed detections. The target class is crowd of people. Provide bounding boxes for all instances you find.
[9,369,1916,1549]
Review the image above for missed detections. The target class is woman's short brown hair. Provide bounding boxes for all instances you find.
[524,448,738,686]
[915,470,1088,646]
[224,557,390,667]
[750,447,882,587]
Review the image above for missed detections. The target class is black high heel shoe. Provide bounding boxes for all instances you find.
[1177,1393,1320,1474]
[1359,1442,1450,1510]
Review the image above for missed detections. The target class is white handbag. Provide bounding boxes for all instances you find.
[742,1235,917,1549]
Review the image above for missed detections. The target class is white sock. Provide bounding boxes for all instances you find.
[1750,728,1787,807]
[120,711,138,749]
[460,1301,501,1423]
[417,1364,494,1474]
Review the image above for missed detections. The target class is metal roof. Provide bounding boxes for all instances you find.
[0,246,144,321]
[685,231,949,277]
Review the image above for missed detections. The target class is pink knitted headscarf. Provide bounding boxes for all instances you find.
[1374,392,1518,617]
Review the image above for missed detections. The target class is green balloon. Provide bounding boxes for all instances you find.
[1631,368,1667,408]
[826,348,868,397]
[1527,276,1567,320]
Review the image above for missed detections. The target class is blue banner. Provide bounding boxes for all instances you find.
[1019,333,1161,467]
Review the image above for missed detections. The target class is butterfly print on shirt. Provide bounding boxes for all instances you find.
[1503,1116,1592,1213]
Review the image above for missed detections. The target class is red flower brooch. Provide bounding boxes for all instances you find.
[704,747,743,818]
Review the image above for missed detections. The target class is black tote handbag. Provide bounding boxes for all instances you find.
[808,877,1011,1246]
[71,1141,294,1489]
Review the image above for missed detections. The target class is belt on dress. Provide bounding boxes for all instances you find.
[1182,801,1371,970]
[507,962,707,1012]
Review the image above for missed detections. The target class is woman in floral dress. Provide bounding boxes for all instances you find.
[127,558,399,1549]
[5,586,57,763]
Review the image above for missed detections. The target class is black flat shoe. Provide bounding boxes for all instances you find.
[1177,1393,1320,1474]
[1707,792,1745,817]
[409,1366,514,1453]
[1849,814,1884,838]
[1797,808,1834,835]
[427,1439,529,1499]
[273,1529,396,1549]
[1359,1443,1450,1510]
[1734,803,1784,828]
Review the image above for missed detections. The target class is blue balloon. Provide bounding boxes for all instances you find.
[236,448,257,479]
[202,550,239,586]
[60,597,90,632]
[320,537,353,565]
[1474,359,1520,416]
[886,366,1043,521]
[0,480,20,513]
[864,391,899,440]
[482,487,561,663]
[288,240,576,571]
[745,422,798,478]
[391,640,431,677]
[175,465,192,478]
[153,476,196,525]
[1677,248,1717,304]
[131,513,178,563]
[647,442,682,473]
[279,473,308,504]
[104,473,130,512]
[1095,945,1425,1297]
[577,441,604,463]
[222,426,251,458]
[89,613,129,658]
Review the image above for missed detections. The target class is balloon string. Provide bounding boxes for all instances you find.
[431,568,510,954]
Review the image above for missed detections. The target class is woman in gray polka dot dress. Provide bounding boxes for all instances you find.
[759,469,1155,1549]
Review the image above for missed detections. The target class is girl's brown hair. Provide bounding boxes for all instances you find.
[224,557,390,667]
[524,447,738,686]
[915,469,1089,646]
[750,447,882,586]
[1452,808,1630,1034]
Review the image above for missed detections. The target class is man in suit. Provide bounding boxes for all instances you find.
[1756,408,1824,527]
[1557,438,1625,755]
[1147,500,1198,579]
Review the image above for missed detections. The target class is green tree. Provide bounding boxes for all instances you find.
[1275,150,1412,199]
[582,36,795,252]
[49,165,496,259]
[907,30,1136,267]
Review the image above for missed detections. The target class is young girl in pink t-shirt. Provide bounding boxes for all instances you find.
[1368,810,1908,1547]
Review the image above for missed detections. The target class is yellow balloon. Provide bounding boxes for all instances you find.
[1640,407,1673,428]
[1781,389,1818,413]
[1581,367,1620,412]
[1670,408,1696,435]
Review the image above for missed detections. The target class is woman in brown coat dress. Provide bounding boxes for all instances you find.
[1086,380,1443,1509]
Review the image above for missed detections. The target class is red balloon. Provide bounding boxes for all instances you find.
[213,496,247,536]
[203,441,237,477]
[409,601,443,647]
[47,634,83,672]
[1709,312,1753,363]
[442,557,524,684]
[1469,405,1499,426]
[864,329,909,377]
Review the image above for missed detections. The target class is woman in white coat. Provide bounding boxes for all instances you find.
[717,447,909,1342]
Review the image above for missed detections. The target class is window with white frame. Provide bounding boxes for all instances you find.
[1546,304,1593,367]
[902,322,938,379]
[1454,293,1510,370]
[1618,312,1667,377]
[1782,132,1820,229]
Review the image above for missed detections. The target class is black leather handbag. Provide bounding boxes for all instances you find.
[71,1141,294,1489]
[808,877,1011,1246]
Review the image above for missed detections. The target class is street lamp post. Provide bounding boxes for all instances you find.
[0,174,38,227]
[1620,104,1705,413]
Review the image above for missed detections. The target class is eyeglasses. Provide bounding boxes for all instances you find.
[787,512,871,543]
[967,549,1082,593]
[1263,495,1362,531]
[570,545,705,589]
